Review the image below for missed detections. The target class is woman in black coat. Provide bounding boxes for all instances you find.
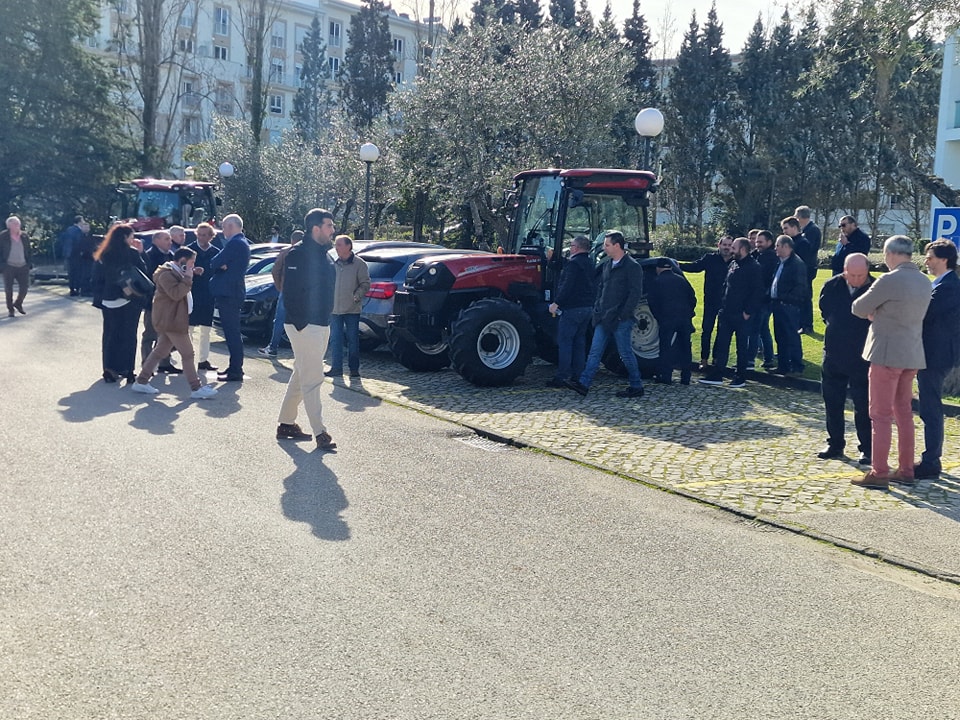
[91,224,148,384]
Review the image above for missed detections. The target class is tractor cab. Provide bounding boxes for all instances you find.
[110,178,219,235]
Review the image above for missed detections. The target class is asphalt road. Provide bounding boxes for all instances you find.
[3,290,960,719]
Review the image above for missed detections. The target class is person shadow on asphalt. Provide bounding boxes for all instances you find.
[278,443,350,541]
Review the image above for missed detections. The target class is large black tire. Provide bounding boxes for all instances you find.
[449,298,535,386]
[601,300,660,377]
[387,329,450,371]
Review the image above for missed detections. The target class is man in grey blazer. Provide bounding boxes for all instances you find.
[915,240,960,479]
[851,236,932,489]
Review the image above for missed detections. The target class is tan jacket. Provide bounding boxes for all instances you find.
[271,244,295,292]
[332,253,371,315]
[852,261,931,369]
[150,263,194,334]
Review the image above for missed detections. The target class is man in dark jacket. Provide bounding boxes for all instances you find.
[780,215,815,334]
[276,208,338,450]
[831,216,872,276]
[770,235,809,374]
[915,239,960,479]
[547,235,596,388]
[700,238,763,388]
[648,258,696,385]
[567,231,644,398]
[796,205,822,331]
[187,222,222,372]
[679,235,734,370]
[747,229,779,370]
[817,253,873,464]
[210,213,251,381]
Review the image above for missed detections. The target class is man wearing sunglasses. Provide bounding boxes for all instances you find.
[831,216,871,276]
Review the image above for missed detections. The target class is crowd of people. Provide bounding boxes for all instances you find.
[545,209,960,488]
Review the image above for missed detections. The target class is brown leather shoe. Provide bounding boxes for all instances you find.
[889,471,916,487]
[277,423,311,441]
[851,470,890,490]
[316,432,337,451]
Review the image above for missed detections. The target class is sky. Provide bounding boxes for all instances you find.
[588,0,788,56]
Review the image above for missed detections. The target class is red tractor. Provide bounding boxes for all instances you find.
[388,168,669,386]
[109,178,220,241]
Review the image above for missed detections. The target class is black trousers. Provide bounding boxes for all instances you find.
[917,366,948,465]
[712,313,749,376]
[699,302,720,362]
[821,358,871,454]
[657,320,692,382]
[101,302,142,376]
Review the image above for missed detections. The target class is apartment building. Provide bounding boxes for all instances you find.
[84,0,436,174]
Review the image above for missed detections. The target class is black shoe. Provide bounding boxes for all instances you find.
[545,378,566,388]
[158,364,183,374]
[564,379,589,396]
[653,376,673,385]
[277,423,312,441]
[324,369,342,377]
[316,432,338,451]
[217,373,243,382]
[349,371,361,378]
[698,372,723,386]
[913,462,942,480]
[616,386,644,398]
[197,360,218,372]
[817,446,845,460]
[769,367,787,375]
[680,375,691,386]
[858,453,872,466]
[728,376,746,388]
[102,370,117,384]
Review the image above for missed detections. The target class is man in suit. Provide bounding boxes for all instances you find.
[747,229,778,370]
[769,235,809,375]
[780,216,815,335]
[795,205,822,332]
[831,216,872,276]
[210,214,251,382]
[915,239,960,479]
[817,253,874,465]
[851,235,932,489]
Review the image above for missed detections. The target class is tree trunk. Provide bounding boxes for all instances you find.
[138,0,163,175]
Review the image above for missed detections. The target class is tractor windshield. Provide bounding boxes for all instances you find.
[510,175,563,254]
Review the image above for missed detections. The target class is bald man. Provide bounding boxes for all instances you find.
[816,253,874,464]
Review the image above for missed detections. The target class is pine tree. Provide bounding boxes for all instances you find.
[549,0,576,29]
[575,0,594,38]
[341,0,394,131]
[623,0,657,106]
[292,15,331,145]
[597,2,620,43]
[515,0,542,29]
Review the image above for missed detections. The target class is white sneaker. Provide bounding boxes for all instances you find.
[131,382,159,395]
[190,384,218,399]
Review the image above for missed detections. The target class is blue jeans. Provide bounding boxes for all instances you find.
[554,306,592,382]
[328,313,360,374]
[267,295,286,351]
[580,319,642,389]
[746,303,774,365]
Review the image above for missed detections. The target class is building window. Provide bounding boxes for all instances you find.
[295,64,304,88]
[179,3,195,28]
[215,85,233,116]
[392,36,404,58]
[214,44,228,61]
[269,94,284,114]
[178,38,194,53]
[328,56,340,78]
[271,21,286,50]
[394,71,403,85]
[329,21,341,48]
[955,101,960,129]
[214,7,230,36]
[270,59,284,83]
[115,0,130,15]
[295,25,309,53]
[182,116,202,144]
[889,194,903,210]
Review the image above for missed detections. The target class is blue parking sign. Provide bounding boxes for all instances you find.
[932,207,960,249]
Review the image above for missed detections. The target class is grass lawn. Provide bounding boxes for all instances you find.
[684,268,830,382]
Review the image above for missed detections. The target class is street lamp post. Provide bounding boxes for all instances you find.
[359,143,380,240]
[634,108,664,171]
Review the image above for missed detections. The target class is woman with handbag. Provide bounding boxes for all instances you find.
[91,224,148,384]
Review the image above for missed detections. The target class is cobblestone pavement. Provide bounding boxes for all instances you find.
[326,349,960,522]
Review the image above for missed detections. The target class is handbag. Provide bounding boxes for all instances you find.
[119,265,155,298]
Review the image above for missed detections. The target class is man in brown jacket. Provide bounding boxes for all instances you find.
[851,235,932,488]
[325,234,370,379]
[131,247,218,399]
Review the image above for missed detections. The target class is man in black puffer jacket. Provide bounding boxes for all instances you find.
[700,237,763,388]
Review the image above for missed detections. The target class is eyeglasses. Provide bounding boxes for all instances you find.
[839,223,849,228]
